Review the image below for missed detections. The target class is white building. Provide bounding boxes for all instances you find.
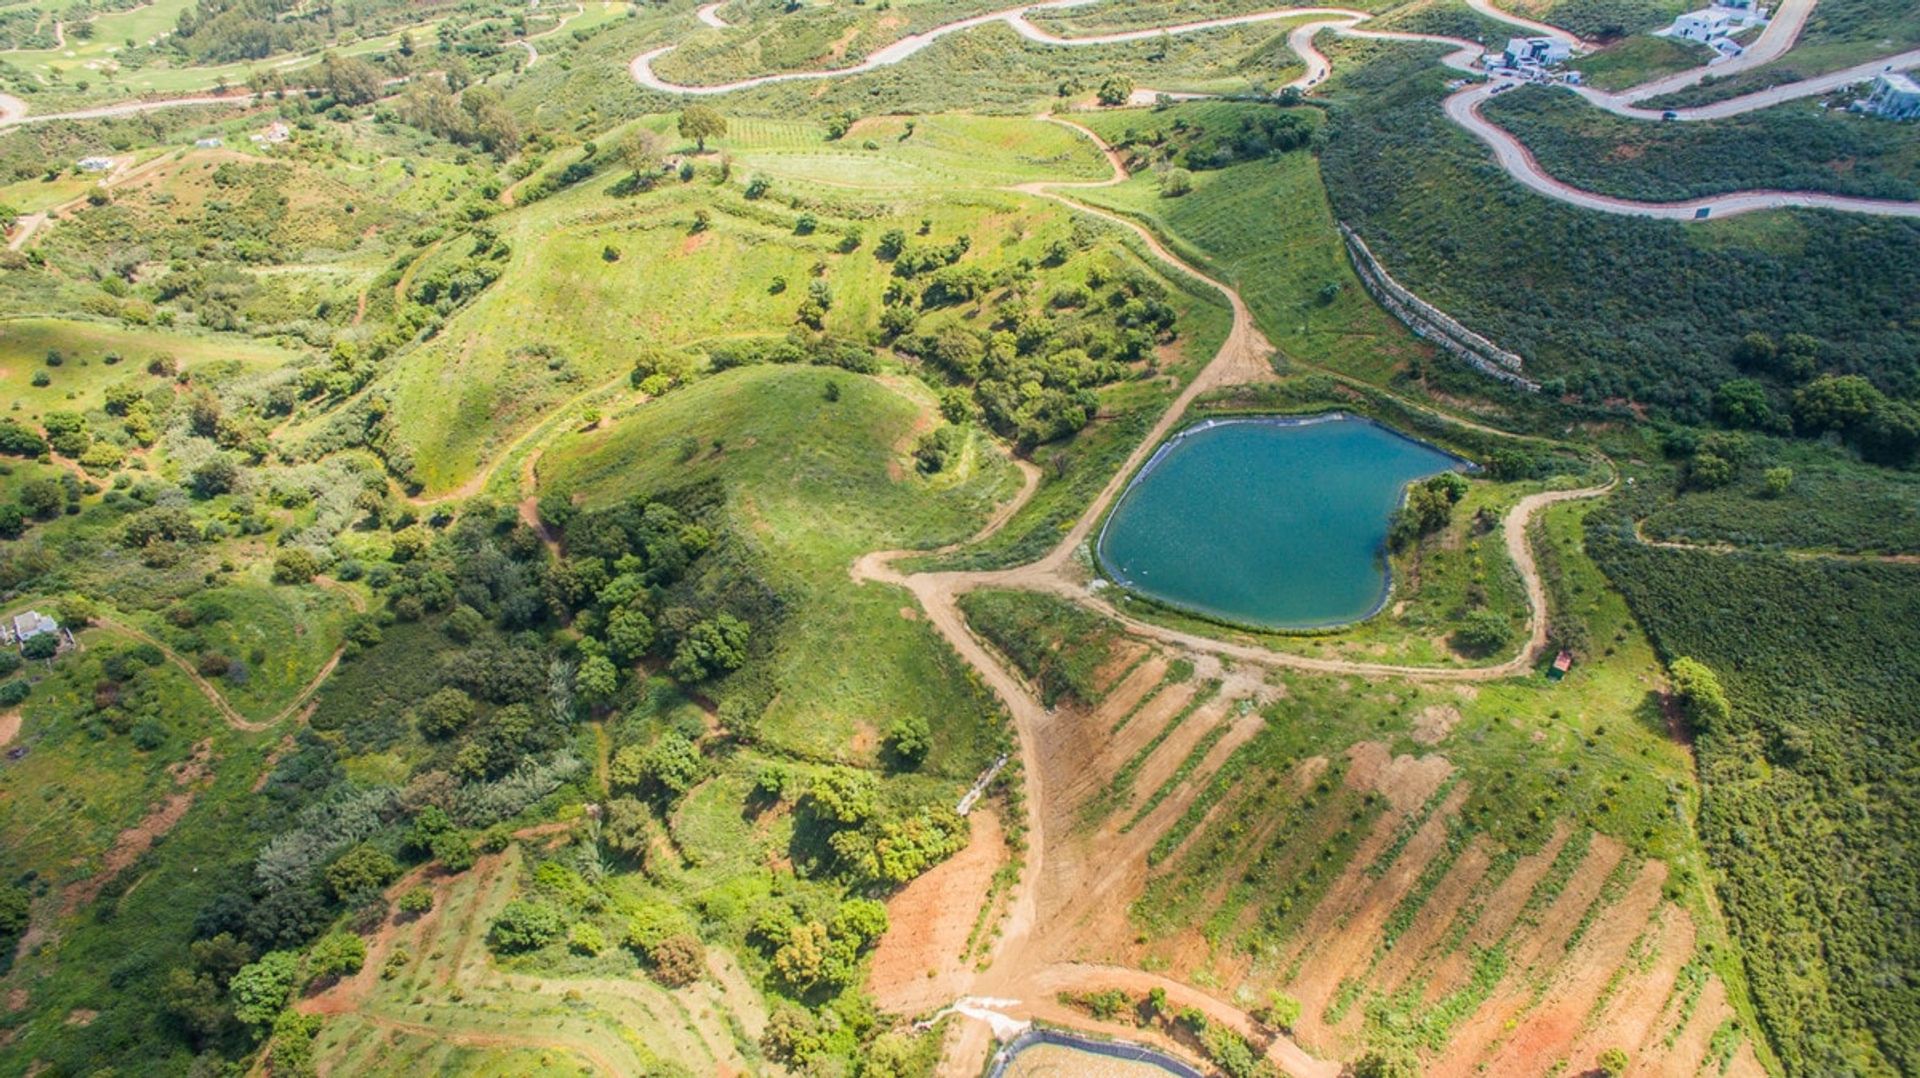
[77,156,114,172]
[1669,8,1734,43]
[1501,36,1573,68]
[194,136,224,148]
[9,611,57,641]
[1859,72,1920,120]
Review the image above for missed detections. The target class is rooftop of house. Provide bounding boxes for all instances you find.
[11,611,56,639]
[1881,72,1920,95]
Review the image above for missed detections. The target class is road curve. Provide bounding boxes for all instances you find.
[1447,81,1920,219]
[629,0,1920,220]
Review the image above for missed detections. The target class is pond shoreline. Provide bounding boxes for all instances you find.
[1093,412,1475,632]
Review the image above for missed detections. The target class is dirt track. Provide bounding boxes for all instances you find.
[630,0,1920,219]
[846,120,1625,1077]
[92,577,364,733]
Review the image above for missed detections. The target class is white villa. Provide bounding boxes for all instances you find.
[1670,8,1733,43]
[1658,5,1768,55]
[77,156,114,172]
[1858,72,1920,120]
[1487,36,1575,76]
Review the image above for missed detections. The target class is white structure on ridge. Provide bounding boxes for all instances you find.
[1857,72,1920,120]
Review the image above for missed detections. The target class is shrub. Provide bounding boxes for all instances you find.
[396,887,434,916]
[489,899,563,953]
[308,931,366,978]
[272,548,320,584]
[882,716,931,769]
[1452,610,1511,656]
[568,922,606,956]
[229,951,301,1028]
[324,845,399,901]
[645,933,705,986]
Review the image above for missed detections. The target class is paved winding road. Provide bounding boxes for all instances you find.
[630,0,1920,220]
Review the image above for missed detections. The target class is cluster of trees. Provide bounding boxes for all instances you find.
[397,78,519,157]
[1112,105,1316,172]
[543,494,769,706]
[893,256,1177,447]
[1704,333,1920,466]
[1388,471,1468,550]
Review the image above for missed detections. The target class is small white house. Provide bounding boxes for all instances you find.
[77,156,114,172]
[1669,8,1734,42]
[1859,72,1920,120]
[1499,37,1573,69]
[9,611,57,641]
[194,136,224,148]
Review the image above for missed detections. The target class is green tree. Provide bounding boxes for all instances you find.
[229,951,301,1028]
[1160,167,1193,197]
[808,768,877,825]
[272,548,319,584]
[18,479,64,519]
[1688,452,1734,490]
[668,614,749,683]
[0,885,28,950]
[21,634,58,661]
[1262,990,1301,1030]
[830,898,889,947]
[637,732,706,797]
[1351,1047,1420,1078]
[1598,1048,1630,1077]
[308,931,367,978]
[677,105,727,151]
[1763,466,1794,497]
[1669,657,1730,733]
[397,887,434,916]
[1794,374,1882,434]
[605,604,655,662]
[190,455,239,499]
[882,716,932,769]
[489,899,564,952]
[324,845,399,902]
[415,687,475,737]
[1096,73,1135,106]
[1713,378,1774,430]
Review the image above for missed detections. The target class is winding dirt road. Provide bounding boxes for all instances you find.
[92,578,365,734]
[629,0,1920,220]
[846,118,1615,1076]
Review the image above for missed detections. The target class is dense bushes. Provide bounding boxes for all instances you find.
[893,253,1176,448]
[1589,501,1920,1075]
[1318,46,1920,424]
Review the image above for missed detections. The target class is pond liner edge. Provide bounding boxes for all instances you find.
[985,1024,1206,1078]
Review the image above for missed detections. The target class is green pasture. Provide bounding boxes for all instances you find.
[0,318,306,421]
[137,577,357,723]
[541,363,1018,769]
[1572,33,1711,90]
[1062,121,1422,382]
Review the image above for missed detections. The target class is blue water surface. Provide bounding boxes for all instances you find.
[1096,416,1461,629]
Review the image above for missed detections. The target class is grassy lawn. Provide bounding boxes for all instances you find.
[0,318,306,421]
